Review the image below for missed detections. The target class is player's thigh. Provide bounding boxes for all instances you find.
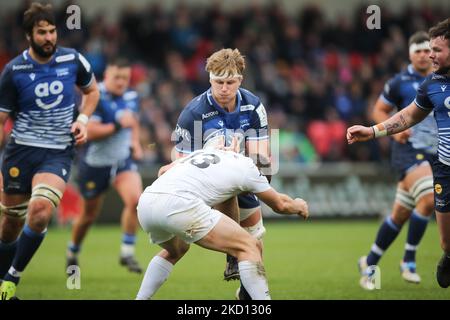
[402,162,433,191]
[195,214,256,257]
[436,211,450,251]
[114,170,143,204]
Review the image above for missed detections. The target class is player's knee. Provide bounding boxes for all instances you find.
[243,219,266,240]
[0,201,29,220]
[416,193,435,216]
[30,183,62,209]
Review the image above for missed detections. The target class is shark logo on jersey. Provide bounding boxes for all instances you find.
[29,73,36,81]
[34,80,64,110]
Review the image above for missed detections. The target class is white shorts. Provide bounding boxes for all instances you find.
[137,192,222,244]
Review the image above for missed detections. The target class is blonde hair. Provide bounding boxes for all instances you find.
[205,48,245,78]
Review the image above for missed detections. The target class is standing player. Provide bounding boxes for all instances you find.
[174,48,270,297]
[347,18,450,289]
[136,149,308,300]
[0,3,99,299]
[66,59,144,273]
[358,32,437,289]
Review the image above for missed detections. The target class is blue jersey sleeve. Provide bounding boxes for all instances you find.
[414,80,433,110]
[175,109,197,154]
[247,103,269,141]
[380,76,401,108]
[0,65,17,113]
[76,52,95,88]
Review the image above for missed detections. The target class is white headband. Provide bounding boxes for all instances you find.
[409,41,430,55]
[209,72,243,80]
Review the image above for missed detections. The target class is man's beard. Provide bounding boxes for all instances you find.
[30,37,56,58]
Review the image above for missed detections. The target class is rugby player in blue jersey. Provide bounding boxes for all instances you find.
[0,3,99,299]
[348,18,450,289]
[66,58,144,274]
[357,31,437,289]
[174,48,270,299]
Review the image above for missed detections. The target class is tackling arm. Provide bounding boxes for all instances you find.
[256,188,309,219]
[347,102,430,144]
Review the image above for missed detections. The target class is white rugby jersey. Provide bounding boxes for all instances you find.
[144,149,271,206]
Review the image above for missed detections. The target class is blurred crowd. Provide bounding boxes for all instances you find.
[0,1,448,165]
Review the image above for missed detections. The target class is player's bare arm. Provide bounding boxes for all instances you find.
[347,102,430,144]
[372,98,411,144]
[72,80,100,145]
[256,188,309,219]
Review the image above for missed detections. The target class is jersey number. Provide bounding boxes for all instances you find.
[190,153,221,169]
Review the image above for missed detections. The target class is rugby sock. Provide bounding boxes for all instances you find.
[67,242,81,258]
[366,217,401,266]
[403,210,430,262]
[136,256,173,300]
[4,224,46,285]
[238,261,271,300]
[0,239,18,280]
[120,233,136,257]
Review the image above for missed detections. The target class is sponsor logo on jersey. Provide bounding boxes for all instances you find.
[56,68,70,77]
[202,110,219,120]
[34,80,64,110]
[442,85,447,92]
[12,64,33,71]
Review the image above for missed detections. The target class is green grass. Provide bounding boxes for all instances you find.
[14,219,450,299]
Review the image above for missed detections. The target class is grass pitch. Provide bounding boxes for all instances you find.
[15,219,449,300]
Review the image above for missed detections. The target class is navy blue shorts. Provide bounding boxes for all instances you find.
[431,157,450,213]
[391,141,435,180]
[1,142,74,194]
[238,193,260,209]
[77,157,138,199]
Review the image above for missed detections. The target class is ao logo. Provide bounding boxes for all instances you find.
[444,96,450,117]
[34,80,64,110]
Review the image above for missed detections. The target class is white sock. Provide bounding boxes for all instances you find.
[238,261,271,300]
[120,243,135,258]
[136,256,173,300]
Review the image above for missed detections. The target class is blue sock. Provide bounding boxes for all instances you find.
[367,217,401,266]
[403,210,430,262]
[67,242,81,255]
[0,239,18,280]
[4,225,46,285]
[122,233,136,245]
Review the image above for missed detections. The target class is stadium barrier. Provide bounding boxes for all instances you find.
[89,162,396,223]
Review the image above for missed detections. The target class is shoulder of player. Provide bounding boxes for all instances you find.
[5,52,33,73]
[122,89,139,101]
[181,92,211,119]
[239,88,261,107]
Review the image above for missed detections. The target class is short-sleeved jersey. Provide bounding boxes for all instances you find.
[83,82,139,167]
[0,47,94,149]
[174,88,269,154]
[144,150,272,207]
[381,64,438,154]
[415,72,450,165]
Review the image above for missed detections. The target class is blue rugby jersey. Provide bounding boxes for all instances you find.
[83,82,140,167]
[0,47,94,149]
[175,88,269,154]
[415,72,450,165]
[381,64,438,154]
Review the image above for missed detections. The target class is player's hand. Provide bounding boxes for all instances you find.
[71,121,88,146]
[346,125,374,144]
[392,129,411,144]
[118,111,136,129]
[294,198,309,220]
[132,143,144,161]
[221,136,240,153]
